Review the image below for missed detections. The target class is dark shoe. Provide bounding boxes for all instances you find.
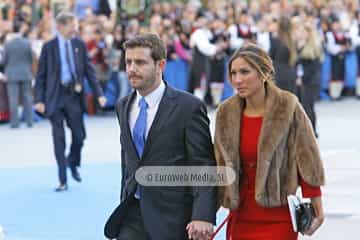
[10,124,19,129]
[55,184,68,192]
[71,168,82,182]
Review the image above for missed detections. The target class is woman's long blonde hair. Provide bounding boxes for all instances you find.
[278,15,297,66]
[299,23,323,61]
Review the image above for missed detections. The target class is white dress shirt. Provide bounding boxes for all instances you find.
[190,27,217,56]
[129,81,165,139]
[228,24,245,50]
[257,31,271,53]
[326,31,345,55]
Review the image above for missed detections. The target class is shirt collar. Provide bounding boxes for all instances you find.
[57,33,71,45]
[13,33,22,39]
[135,81,165,109]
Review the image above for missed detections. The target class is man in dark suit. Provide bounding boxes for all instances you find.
[34,12,106,192]
[104,34,216,240]
[3,22,34,128]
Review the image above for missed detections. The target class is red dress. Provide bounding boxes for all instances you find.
[226,114,321,240]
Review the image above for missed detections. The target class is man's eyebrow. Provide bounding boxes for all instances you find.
[125,57,147,61]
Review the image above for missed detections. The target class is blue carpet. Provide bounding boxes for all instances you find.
[0,163,227,240]
[0,163,121,240]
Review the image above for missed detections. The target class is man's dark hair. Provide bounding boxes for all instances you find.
[123,33,166,62]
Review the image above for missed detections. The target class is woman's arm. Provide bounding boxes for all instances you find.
[293,102,325,235]
[304,196,325,236]
[300,177,324,235]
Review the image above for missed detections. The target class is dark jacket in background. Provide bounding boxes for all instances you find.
[270,37,297,94]
[34,37,103,117]
[3,35,33,82]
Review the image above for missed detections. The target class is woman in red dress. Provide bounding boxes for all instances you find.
[214,43,325,239]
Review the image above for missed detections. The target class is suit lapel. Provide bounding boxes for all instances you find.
[141,85,178,159]
[122,91,141,161]
[54,38,61,82]
[70,39,80,81]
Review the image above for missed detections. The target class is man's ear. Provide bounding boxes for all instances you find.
[158,59,166,72]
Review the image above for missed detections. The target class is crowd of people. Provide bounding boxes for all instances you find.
[104,33,326,240]
[0,1,333,239]
[1,0,360,128]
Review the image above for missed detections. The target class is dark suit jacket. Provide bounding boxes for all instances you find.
[269,37,297,94]
[105,84,217,240]
[3,36,33,82]
[34,37,103,117]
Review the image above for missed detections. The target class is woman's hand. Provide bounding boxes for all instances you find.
[304,196,325,236]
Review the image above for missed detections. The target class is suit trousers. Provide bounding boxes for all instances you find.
[300,83,320,135]
[49,85,86,184]
[7,81,33,127]
[117,198,150,240]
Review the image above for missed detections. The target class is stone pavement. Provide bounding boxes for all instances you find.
[0,98,359,239]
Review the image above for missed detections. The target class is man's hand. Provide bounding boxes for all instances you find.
[0,73,7,82]
[186,220,213,240]
[98,96,107,108]
[34,102,45,114]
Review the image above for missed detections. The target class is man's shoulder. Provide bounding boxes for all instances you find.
[17,37,31,48]
[42,38,57,49]
[18,36,29,43]
[4,37,17,48]
[72,37,86,47]
[5,38,24,50]
[168,86,202,107]
[115,94,132,113]
[72,37,84,43]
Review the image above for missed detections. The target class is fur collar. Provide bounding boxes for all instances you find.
[217,81,298,174]
[214,82,302,209]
